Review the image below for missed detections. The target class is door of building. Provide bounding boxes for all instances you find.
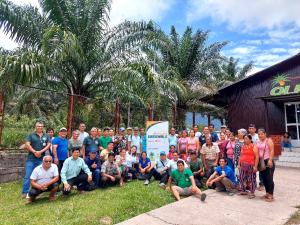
[285,102,300,147]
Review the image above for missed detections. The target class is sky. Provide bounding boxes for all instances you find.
[1,0,300,74]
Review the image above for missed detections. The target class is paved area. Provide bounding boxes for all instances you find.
[117,167,300,225]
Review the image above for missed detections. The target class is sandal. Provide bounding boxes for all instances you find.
[260,194,268,199]
[265,196,274,202]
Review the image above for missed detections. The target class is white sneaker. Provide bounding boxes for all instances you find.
[26,193,30,199]
[159,183,166,189]
[144,179,150,185]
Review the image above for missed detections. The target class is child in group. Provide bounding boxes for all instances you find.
[167,145,176,160]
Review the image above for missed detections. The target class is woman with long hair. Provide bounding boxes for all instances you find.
[187,130,200,158]
[238,135,259,199]
[256,128,275,202]
[178,130,189,160]
[225,132,236,172]
[217,132,228,159]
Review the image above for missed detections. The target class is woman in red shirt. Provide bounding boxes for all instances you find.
[238,134,259,199]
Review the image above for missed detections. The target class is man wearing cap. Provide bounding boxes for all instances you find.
[131,127,142,154]
[82,127,101,159]
[101,152,122,187]
[99,128,113,150]
[126,127,133,151]
[22,121,51,198]
[85,147,101,187]
[188,150,204,188]
[168,160,207,202]
[152,151,169,188]
[113,127,127,155]
[61,148,92,195]
[26,155,59,204]
[52,127,69,178]
[248,124,259,144]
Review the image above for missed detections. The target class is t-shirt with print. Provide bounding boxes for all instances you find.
[188,158,203,173]
[171,168,193,188]
[215,165,236,184]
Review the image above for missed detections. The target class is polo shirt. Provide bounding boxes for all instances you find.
[131,135,141,153]
[171,168,193,188]
[83,136,101,155]
[99,136,112,149]
[52,136,69,161]
[199,135,206,145]
[211,132,219,142]
[168,134,178,147]
[215,165,236,184]
[30,164,59,185]
[25,132,50,160]
[139,157,151,169]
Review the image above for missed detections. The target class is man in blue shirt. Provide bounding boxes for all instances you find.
[22,121,51,198]
[168,127,178,148]
[209,124,219,142]
[206,158,236,196]
[52,127,69,180]
[82,127,102,159]
[85,147,101,187]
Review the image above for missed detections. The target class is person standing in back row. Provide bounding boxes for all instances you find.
[131,127,142,155]
[99,128,113,150]
[22,122,51,198]
[79,123,89,144]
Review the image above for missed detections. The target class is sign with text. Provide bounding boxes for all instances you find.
[270,74,300,96]
[146,121,169,162]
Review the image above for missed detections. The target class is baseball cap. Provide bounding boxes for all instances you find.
[127,127,132,130]
[134,127,139,131]
[89,146,97,153]
[221,125,227,128]
[119,127,125,132]
[59,127,67,132]
[160,151,166,155]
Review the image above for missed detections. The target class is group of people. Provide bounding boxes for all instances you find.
[21,121,275,204]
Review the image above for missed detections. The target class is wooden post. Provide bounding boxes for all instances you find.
[148,102,153,121]
[114,97,121,132]
[0,90,5,146]
[66,90,74,138]
[172,102,177,128]
[127,102,131,127]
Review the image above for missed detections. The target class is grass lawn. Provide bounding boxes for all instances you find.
[285,205,300,225]
[0,180,175,225]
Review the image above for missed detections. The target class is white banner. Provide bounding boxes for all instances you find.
[146,121,169,162]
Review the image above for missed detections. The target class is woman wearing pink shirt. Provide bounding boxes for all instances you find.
[225,132,236,172]
[178,130,189,160]
[256,128,275,202]
[187,130,200,158]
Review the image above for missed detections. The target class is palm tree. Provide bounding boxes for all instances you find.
[0,0,182,134]
[148,26,227,129]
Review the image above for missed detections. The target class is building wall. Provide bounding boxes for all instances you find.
[225,63,300,135]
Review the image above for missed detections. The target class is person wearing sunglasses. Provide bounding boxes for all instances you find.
[26,155,59,204]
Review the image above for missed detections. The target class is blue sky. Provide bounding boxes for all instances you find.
[1,0,300,74]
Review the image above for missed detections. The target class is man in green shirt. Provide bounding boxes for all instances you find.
[169,160,207,201]
[99,128,113,150]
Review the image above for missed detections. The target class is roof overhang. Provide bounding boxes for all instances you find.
[256,93,300,102]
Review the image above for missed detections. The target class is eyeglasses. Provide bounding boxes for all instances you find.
[44,160,52,163]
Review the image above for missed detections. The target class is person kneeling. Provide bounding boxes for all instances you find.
[27,155,59,204]
[101,152,122,187]
[61,148,93,195]
[168,160,206,202]
[85,147,101,188]
[206,158,236,196]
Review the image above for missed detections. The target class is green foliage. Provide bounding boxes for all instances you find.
[0,180,175,225]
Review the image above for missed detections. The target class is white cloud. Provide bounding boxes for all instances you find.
[187,0,300,31]
[109,0,175,26]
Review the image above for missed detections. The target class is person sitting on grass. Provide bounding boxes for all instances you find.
[167,145,176,160]
[101,152,123,187]
[166,151,188,174]
[188,150,204,188]
[61,148,93,195]
[152,151,169,189]
[138,151,153,185]
[206,158,237,196]
[26,155,59,204]
[85,147,101,188]
[168,160,207,202]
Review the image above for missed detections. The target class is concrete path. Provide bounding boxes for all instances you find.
[117,167,300,225]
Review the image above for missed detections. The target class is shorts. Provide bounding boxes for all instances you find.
[174,186,193,196]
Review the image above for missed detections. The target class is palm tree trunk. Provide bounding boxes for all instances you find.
[207,113,211,126]
[127,102,131,127]
[67,91,74,138]
[114,97,121,132]
[192,111,196,127]
[172,102,177,128]
[0,90,5,146]
[148,102,154,121]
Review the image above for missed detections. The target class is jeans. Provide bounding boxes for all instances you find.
[152,169,169,184]
[22,159,43,194]
[92,169,101,187]
[29,182,59,198]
